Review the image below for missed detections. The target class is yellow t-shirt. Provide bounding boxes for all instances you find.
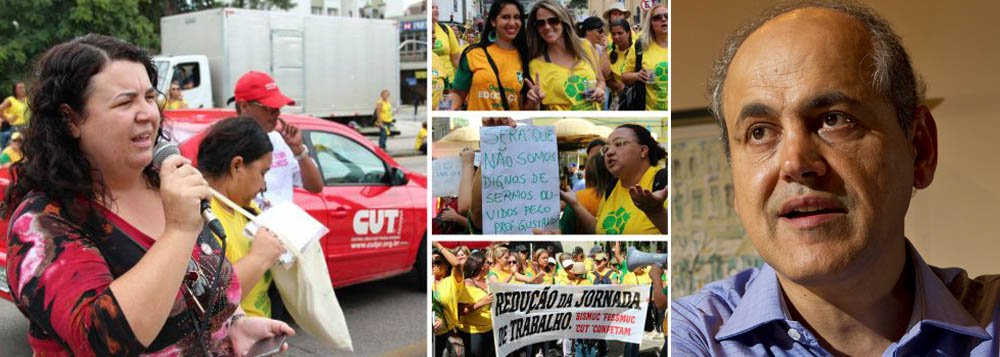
[377,99,393,124]
[585,258,594,272]
[529,41,602,111]
[415,127,427,150]
[458,282,492,334]
[609,46,632,91]
[210,198,272,317]
[164,98,187,110]
[0,146,22,165]
[624,40,668,111]
[431,56,447,109]
[4,96,29,127]
[432,23,462,81]
[488,268,518,284]
[621,270,652,286]
[453,44,525,110]
[566,277,593,286]
[434,274,462,335]
[596,166,665,234]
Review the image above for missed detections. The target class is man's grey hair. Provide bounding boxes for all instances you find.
[708,0,925,158]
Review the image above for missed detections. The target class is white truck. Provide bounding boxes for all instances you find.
[155,8,400,124]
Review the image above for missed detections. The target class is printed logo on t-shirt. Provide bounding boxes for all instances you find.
[272,150,289,169]
[564,75,588,101]
[653,62,669,109]
[433,38,444,53]
[601,207,631,235]
[516,71,524,84]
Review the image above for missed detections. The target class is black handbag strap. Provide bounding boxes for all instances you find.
[482,46,511,111]
[633,39,644,72]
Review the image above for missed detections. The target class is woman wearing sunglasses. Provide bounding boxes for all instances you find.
[623,2,669,111]
[523,0,606,111]
[487,246,537,284]
[448,0,532,110]
[163,81,189,110]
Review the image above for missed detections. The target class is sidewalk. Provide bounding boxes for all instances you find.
[364,104,427,158]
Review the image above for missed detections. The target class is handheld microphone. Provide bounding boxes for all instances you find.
[153,141,227,240]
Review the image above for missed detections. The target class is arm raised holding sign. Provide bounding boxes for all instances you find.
[456,147,476,214]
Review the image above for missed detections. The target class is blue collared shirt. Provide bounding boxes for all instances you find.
[672,245,1000,356]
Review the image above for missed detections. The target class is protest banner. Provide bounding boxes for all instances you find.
[479,126,560,234]
[490,283,649,356]
[431,157,463,197]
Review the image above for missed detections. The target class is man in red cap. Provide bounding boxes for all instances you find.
[233,71,323,206]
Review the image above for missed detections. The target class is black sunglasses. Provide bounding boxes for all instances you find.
[652,14,667,22]
[535,16,561,28]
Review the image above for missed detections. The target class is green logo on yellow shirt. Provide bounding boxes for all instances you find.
[602,207,631,234]
[564,75,588,101]
[433,38,444,53]
[654,62,668,83]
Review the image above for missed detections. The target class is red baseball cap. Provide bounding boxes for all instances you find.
[233,71,295,109]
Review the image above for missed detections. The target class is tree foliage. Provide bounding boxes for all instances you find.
[0,0,296,98]
[0,0,157,98]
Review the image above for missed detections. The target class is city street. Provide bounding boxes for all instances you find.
[0,273,428,356]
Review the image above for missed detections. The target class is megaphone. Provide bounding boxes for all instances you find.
[626,246,668,271]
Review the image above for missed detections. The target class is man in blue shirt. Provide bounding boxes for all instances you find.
[672,1,1000,356]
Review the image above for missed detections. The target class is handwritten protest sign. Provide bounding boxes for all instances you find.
[431,157,463,197]
[490,283,650,356]
[479,126,560,234]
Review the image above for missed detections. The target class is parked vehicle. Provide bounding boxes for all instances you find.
[0,109,428,303]
[155,7,400,126]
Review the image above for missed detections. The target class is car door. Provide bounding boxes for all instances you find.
[305,129,414,286]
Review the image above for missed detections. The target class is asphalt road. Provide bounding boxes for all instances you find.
[0,273,427,357]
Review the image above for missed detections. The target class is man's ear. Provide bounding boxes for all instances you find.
[60,104,81,138]
[910,105,938,189]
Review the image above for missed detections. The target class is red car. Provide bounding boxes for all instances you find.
[0,109,428,302]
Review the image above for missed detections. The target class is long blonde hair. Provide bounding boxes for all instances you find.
[639,2,667,52]
[526,0,598,71]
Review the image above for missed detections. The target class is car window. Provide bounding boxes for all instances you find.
[308,130,388,185]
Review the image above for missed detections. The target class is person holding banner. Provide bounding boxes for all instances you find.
[197,117,287,318]
[458,250,496,357]
[432,242,466,357]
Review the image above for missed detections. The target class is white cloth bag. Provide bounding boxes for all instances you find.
[233,199,354,352]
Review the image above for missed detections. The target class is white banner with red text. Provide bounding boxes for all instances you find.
[489,283,649,356]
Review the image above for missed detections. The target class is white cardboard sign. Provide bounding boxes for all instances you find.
[479,126,560,234]
[431,157,463,197]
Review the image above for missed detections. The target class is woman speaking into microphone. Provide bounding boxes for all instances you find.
[2,34,292,356]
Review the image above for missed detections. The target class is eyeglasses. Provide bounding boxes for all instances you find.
[652,14,667,22]
[535,16,561,29]
[600,138,639,155]
[250,101,280,116]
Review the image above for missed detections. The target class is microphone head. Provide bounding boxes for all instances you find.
[152,141,180,169]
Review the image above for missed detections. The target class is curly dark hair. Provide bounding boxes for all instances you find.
[2,34,164,222]
[197,117,273,180]
[617,124,667,166]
